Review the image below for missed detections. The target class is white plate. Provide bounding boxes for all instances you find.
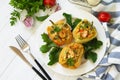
[35,8,107,76]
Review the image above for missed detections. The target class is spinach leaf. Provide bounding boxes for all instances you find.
[48,42,57,47]
[83,38,103,50]
[63,13,81,30]
[40,32,62,65]
[83,38,103,63]
[87,51,97,63]
[40,44,51,53]
[48,47,62,65]
[40,33,58,53]
[41,33,52,43]
[63,13,72,26]
[72,18,81,30]
[36,15,49,21]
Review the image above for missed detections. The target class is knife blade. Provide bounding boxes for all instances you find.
[9,46,47,80]
[9,46,32,66]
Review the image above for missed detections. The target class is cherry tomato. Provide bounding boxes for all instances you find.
[97,11,111,22]
[43,0,56,8]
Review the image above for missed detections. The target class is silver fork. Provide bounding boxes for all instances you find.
[15,35,52,80]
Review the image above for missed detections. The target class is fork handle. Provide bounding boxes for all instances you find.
[34,59,52,80]
[32,66,47,80]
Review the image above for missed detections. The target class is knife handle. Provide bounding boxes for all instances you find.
[34,59,52,80]
[32,66,47,80]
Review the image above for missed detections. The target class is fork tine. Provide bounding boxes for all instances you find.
[19,35,27,44]
[15,35,26,48]
[15,36,23,48]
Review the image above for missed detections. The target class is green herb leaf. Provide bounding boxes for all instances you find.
[72,18,81,30]
[83,38,103,63]
[36,15,49,21]
[40,44,51,53]
[9,0,45,26]
[63,13,82,31]
[48,47,62,65]
[84,38,103,50]
[10,10,20,26]
[63,13,72,26]
[40,33,58,53]
[67,58,75,66]
[53,27,61,32]
[10,21,15,26]
[87,51,97,63]
[48,42,57,47]
[49,20,61,33]
[41,33,52,43]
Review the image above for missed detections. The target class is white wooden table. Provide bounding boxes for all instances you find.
[0,0,120,80]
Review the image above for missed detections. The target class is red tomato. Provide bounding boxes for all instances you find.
[97,11,111,22]
[43,0,56,8]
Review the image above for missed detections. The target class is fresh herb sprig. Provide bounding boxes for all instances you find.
[40,33,57,53]
[49,20,61,32]
[63,13,81,31]
[48,47,62,65]
[9,0,46,26]
[83,38,103,62]
[10,10,20,26]
[40,33,62,65]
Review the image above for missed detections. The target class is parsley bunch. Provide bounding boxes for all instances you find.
[9,0,47,26]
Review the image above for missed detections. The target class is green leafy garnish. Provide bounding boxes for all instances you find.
[41,33,52,43]
[40,33,62,65]
[36,15,49,21]
[83,38,103,62]
[63,13,72,26]
[48,47,62,65]
[86,51,97,63]
[40,44,51,53]
[9,0,46,26]
[84,38,103,50]
[40,33,57,53]
[63,13,81,30]
[10,10,20,26]
[49,20,61,33]
[72,18,81,30]
[53,27,61,32]
[67,58,75,66]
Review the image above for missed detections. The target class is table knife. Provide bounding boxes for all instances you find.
[9,46,47,80]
